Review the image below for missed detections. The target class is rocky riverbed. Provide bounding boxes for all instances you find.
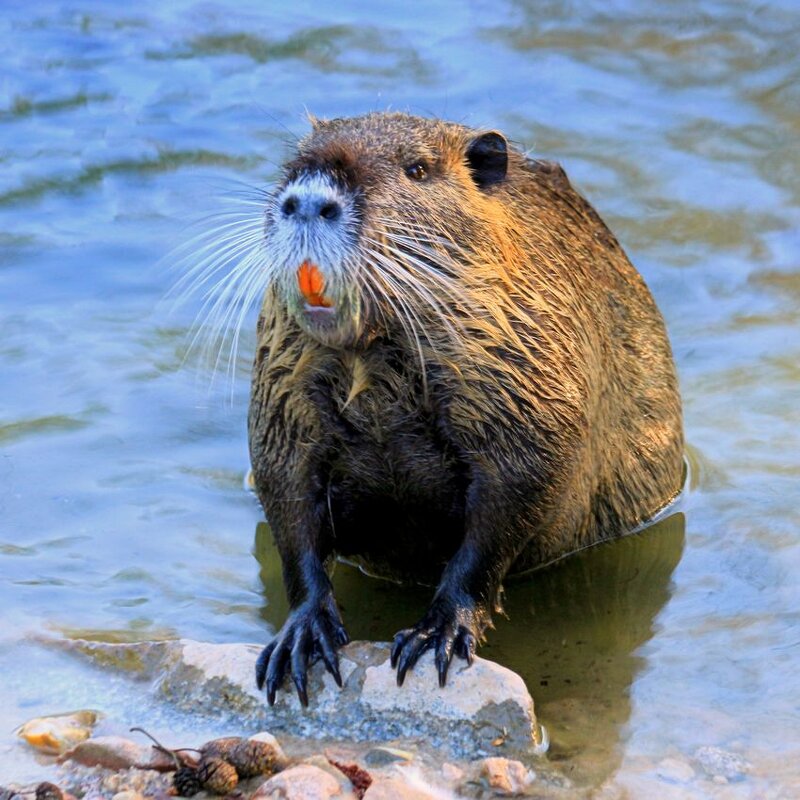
[3,638,765,799]
[4,638,563,799]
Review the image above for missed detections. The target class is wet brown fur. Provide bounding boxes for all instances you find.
[248,112,683,697]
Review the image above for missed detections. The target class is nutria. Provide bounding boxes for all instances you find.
[247,112,683,705]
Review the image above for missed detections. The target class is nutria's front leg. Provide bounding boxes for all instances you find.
[391,473,532,687]
[251,453,349,706]
[391,550,493,687]
[255,549,349,706]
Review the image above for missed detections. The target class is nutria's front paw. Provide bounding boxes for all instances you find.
[390,597,484,688]
[255,593,349,707]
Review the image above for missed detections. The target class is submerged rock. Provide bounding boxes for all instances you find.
[16,710,101,755]
[49,638,543,759]
[692,746,751,782]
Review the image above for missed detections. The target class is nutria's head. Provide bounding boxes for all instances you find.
[263,113,515,349]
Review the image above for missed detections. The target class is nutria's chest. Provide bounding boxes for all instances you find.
[319,357,458,500]
[312,354,467,577]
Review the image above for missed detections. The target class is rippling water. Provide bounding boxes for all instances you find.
[1,1,798,794]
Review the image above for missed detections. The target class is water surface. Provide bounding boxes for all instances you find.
[1,1,798,795]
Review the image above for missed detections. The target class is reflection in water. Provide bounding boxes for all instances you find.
[498,513,685,783]
[255,513,685,785]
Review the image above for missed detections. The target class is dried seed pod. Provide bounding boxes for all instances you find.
[35,784,63,800]
[198,757,239,795]
[199,737,243,762]
[229,739,279,777]
[173,766,202,797]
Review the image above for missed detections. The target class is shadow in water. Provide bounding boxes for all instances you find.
[254,512,685,784]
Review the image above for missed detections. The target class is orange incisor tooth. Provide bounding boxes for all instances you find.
[297,260,333,307]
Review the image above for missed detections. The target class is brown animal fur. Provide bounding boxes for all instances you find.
[248,113,683,702]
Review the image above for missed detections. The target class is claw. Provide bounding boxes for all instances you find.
[256,595,349,705]
[265,639,290,705]
[291,632,311,707]
[316,629,343,687]
[436,634,454,688]
[467,633,476,664]
[391,629,411,668]
[396,634,434,686]
[255,640,276,690]
[459,631,477,665]
[391,598,484,688]
[334,626,350,647]
[292,670,309,707]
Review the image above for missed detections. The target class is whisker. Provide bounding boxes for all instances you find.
[165,190,274,394]
[360,235,469,345]
[364,259,430,396]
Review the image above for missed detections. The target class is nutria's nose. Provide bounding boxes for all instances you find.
[281,193,342,222]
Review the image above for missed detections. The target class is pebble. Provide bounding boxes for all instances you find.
[248,731,290,771]
[692,746,751,782]
[253,764,356,799]
[364,746,414,767]
[478,757,535,794]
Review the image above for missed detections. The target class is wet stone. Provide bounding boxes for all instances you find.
[477,756,535,794]
[363,746,414,767]
[252,764,355,799]
[51,638,542,760]
[441,762,464,783]
[692,746,751,782]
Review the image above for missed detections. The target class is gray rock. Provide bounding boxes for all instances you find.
[692,746,751,782]
[364,746,414,767]
[49,638,543,759]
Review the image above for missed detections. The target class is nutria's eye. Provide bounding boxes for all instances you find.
[405,163,428,181]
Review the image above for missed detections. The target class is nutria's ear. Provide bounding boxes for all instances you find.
[466,131,508,188]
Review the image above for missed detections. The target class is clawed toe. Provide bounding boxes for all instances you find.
[256,596,348,706]
[391,601,482,687]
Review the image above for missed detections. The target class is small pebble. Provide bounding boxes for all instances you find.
[479,757,535,794]
[252,764,346,799]
[248,732,289,771]
[364,747,413,767]
[693,746,751,782]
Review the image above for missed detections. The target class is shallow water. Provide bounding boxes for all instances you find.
[1,0,799,794]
